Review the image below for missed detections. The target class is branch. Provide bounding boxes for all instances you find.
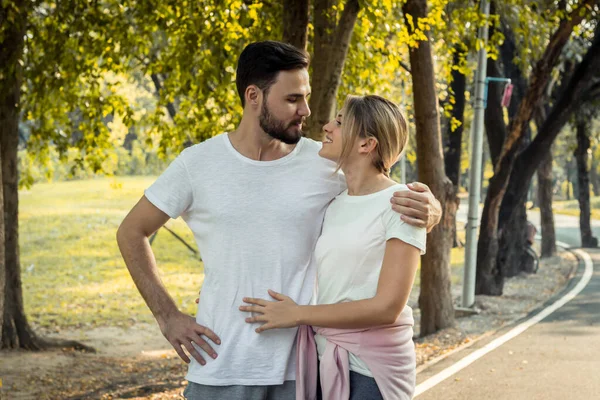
[162,226,200,258]
[582,79,600,103]
[399,60,412,74]
[501,24,600,227]
[150,73,177,121]
[496,0,594,168]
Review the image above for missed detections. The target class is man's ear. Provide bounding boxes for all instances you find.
[358,137,378,155]
[245,85,261,108]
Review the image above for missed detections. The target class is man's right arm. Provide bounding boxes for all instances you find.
[116,196,220,364]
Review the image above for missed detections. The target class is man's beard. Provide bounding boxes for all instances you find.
[259,101,304,145]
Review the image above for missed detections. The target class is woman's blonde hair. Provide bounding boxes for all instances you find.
[337,95,409,176]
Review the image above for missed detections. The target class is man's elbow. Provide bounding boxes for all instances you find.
[116,220,140,249]
[116,221,128,246]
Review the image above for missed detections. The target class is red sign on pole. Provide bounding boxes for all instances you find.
[501,83,514,107]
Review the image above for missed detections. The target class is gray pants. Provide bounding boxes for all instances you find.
[183,380,296,400]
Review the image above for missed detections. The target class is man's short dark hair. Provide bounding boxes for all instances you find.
[236,41,310,107]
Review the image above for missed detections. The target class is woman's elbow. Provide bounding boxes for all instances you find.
[376,300,403,325]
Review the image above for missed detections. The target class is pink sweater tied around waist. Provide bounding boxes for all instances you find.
[296,309,416,400]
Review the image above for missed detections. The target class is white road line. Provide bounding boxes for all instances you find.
[555,240,572,248]
[414,245,594,397]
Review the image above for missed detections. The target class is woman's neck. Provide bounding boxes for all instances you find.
[342,164,395,196]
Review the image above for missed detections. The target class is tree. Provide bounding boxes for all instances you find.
[489,22,599,279]
[307,0,361,140]
[0,1,138,350]
[483,6,537,279]
[535,108,557,257]
[403,0,455,336]
[1,0,34,349]
[444,47,467,248]
[538,151,557,256]
[574,107,599,247]
[282,0,309,49]
[0,115,4,347]
[591,146,600,196]
[476,0,595,295]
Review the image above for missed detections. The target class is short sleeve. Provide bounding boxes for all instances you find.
[144,150,193,219]
[381,206,427,255]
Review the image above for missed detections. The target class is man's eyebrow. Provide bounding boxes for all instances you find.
[287,92,312,97]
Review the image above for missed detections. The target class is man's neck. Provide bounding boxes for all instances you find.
[228,117,297,161]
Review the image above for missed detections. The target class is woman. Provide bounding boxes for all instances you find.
[240,95,426,400]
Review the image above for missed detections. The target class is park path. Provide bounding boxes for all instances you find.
[415,240,600,399]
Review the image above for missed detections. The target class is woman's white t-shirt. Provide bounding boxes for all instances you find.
[313,183,427,377]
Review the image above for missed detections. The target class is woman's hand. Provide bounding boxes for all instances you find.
[239,289,300,333]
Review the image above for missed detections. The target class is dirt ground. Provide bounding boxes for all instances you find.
[0,251,577,400]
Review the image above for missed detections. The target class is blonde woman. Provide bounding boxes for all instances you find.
[240,95,425,400]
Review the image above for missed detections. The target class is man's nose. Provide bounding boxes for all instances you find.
[298,100,311,117]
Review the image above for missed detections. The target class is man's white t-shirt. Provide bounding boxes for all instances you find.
[313,184,426,377]
[144,133,345,386]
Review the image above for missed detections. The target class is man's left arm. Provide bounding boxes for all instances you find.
[390,182,442,233]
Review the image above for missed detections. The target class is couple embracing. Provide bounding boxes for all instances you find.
[117,40,441,400]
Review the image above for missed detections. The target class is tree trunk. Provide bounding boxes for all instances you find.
[591,150,600,196]
[123,128,138,152]
[403,0,455,336]
[444,49,466,188]
[0,1,94,352]
[0,141,4,345]
[308,0,360,140]
[483,12,529,168]
[494,13,545,278]
[475,3,590,295]
[483,52,506,166]
[499,203,529,277]
[0,0,39,349]
[566,163,572,200]
[529,178,538,209]
[538,151,557,257]
[444,47,466,248]
[282,0,309,50]
[575,117,598,247]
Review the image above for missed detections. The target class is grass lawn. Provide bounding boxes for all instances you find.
[20,177,466,330]
[549,196,600,220]
[20,177,203,329]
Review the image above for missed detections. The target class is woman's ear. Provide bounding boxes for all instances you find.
[358,137,378,155]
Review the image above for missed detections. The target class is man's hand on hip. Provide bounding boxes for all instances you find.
[390,182,442,232]
[158,310,221,365]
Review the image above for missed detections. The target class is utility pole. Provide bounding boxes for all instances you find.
[462,0,490,308]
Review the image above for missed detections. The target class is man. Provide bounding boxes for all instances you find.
[117,41,441,400]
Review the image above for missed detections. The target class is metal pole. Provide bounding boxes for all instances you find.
[462,0,490,308]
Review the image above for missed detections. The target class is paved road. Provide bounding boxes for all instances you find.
[416,205,600,399]
[456,199,600,248]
